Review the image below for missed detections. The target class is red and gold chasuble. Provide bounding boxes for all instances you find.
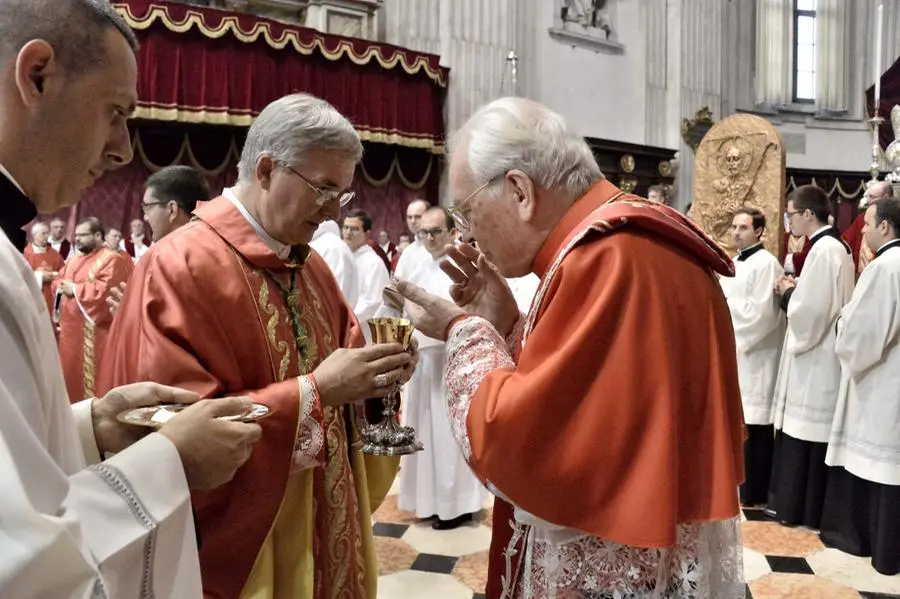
[23,243,65,323]
[52,246,132,402]
[99,197,398,599]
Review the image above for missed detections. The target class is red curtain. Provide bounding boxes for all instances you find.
[44,123,438,244]
[115,0,447,152]
[786,168,868,232]
[866,54,900,149]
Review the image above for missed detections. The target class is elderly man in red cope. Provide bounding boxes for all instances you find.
[396,97,746,598]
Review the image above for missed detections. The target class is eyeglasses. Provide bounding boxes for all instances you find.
[141,201,169,213]
[786,210,803,218]
[417,228,447,239]
[282,163,355,207]
[448,176,502,231]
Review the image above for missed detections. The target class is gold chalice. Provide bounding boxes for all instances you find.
[363,317,423,456]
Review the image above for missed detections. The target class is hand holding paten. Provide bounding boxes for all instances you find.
[93,382,201,455]
[157,396,263,491]
[440,243,519,337]
[314,344,412,407]
[393,281,466,340]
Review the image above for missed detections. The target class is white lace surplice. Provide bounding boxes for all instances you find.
[445,316,744,598]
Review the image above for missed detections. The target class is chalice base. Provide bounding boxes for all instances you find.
[361,395,424,456]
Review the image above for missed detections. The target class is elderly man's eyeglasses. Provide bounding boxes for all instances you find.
[448,176,502,231]
[282,163,354,207]
[417,228,447,239]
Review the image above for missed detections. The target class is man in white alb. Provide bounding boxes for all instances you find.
[342,208,390,335]
[393,198,432,279]
[821,196,900,575]
[0,2,262,597]
[720,208,785,507]
[397,207,488,529]
[771,185,854,528]
[311,219,359,306]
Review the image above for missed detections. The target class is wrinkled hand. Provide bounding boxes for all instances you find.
[106,282,127,316]
[439,243,519,337]
[37,270,57,285]
[774,275,796,296]
[394,280,467,341]
[93,382,201,455]
[59,279,75,297]
[314,344,412,407]
[158,396,263,491]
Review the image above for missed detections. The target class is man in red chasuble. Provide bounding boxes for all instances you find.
[397,97,746,598]
[101,93,415,599]
[53,217,132,403]
[23,221,65,321]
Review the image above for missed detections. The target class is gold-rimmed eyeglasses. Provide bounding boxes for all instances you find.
[282,163,355,207]
[448,176,502,231]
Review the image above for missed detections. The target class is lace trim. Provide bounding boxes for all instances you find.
[505,312,527,358]
[89,464,158,599]
[445,316,515,462]
[292,375,326,472]
[514,518,744,599]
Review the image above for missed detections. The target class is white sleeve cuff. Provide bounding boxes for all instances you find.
[72,398,102,465]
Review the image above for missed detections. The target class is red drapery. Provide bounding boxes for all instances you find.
[785,168,868,232]
[114,0,447,152]
[46,123,438,244]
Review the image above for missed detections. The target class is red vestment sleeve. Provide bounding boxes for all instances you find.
[447,231,745,548]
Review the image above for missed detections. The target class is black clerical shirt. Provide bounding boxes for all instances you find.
[0,170,36,251]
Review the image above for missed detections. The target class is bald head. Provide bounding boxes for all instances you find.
[406,199,430,235]
[0,0,137,71]
[865,181,894,208]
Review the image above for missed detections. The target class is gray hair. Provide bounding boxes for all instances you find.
[31,221,49,236]
[237,93,363,183]
[451,97,603,199]
[0,0,138,71]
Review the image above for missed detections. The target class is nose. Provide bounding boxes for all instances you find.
[322,200,341,222]
[106,121,134,168]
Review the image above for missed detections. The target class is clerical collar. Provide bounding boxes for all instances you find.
[223,187,291,260]
[736,242,764,262]
[30,243,47,253]
[0,162,36,251]
[808,225,850,253]
[876,239,900,258]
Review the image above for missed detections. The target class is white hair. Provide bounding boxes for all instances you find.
[31,221,48,235]
[237,93,363,183]
[451,97,603,199]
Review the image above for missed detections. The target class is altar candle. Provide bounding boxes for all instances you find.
[875,4,883,103]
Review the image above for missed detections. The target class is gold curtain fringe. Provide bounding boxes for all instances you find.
[359,155,433,190]
[113,3,448,88]
[133,105,445,154]
[786,175,867,200]
[132,130,241,177]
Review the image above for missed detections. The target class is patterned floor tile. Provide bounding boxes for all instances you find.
[377,570,473,599]
[452,551,489,593]
[411,553,459,575]
[742,520,825,557]
[766,555,815,575]
[372,494,420,526]
[749,573,861,598]
[375,537,419,576]
[402,520,492,557]
[807,548,900,595]
[743,547,774,582]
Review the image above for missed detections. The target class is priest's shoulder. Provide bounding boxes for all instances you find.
[136,219,221,272]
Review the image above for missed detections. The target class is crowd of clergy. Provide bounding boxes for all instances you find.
[3,1,900,598]
[720,181,900,576]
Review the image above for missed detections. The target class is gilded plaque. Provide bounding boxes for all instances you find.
[692,114,786,258]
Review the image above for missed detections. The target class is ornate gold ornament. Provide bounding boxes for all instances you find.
[619,154,636,173]
[681,106,715,153]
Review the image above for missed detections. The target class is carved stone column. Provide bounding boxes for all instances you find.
[643,0,669,148]
[382,0,524,134]
[675,0,725,211]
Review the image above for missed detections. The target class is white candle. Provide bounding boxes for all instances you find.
[875,4,883,103]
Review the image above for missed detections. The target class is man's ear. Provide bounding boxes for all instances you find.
[507,169,535,222]
[15,40,58,107]
[256,156,276,191]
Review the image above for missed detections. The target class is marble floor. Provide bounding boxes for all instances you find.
[372,480,900,599]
